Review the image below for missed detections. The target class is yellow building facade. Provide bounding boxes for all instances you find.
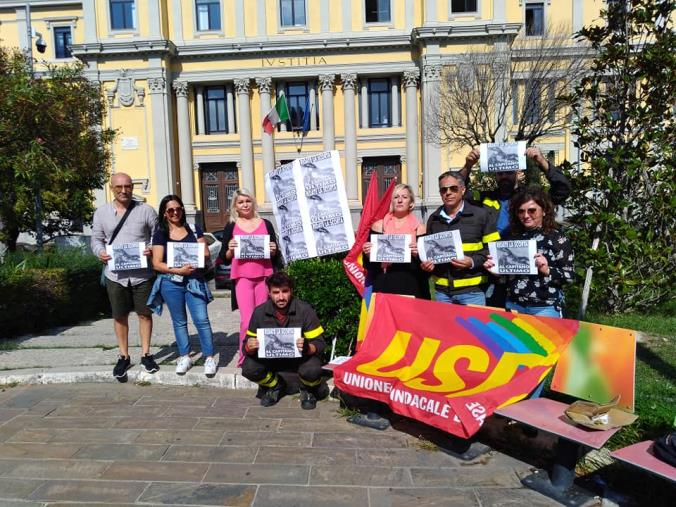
[0,0,603,230]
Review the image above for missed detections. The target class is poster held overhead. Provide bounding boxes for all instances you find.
[480,141,527,172]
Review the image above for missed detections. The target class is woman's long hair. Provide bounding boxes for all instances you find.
[509,186,556,234]
[229,188,260,222]
[157,194,187,236]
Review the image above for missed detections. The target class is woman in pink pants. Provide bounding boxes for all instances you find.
[219,189,279,367]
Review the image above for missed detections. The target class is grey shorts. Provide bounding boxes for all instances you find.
[106,278,154,319]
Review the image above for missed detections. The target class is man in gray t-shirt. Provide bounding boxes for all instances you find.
[91,172,158,379]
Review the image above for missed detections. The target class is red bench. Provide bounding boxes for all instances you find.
[611,440,676,483]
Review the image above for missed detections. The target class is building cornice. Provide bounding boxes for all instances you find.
[70,39,177,59]
[412,22,523,44]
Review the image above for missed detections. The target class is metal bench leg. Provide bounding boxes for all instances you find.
[521,438,600,506]
[437,436,492,461]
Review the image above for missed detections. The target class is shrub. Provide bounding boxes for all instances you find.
[0,248,108,338]
[287,255,361,357]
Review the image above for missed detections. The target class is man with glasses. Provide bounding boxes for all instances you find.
[91,172,159,380]
[421,171,499,306]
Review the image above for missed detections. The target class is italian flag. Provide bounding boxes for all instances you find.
[262,93,290,134]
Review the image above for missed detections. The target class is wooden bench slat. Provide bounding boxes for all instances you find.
[611,440,676,482]
[495,398,619,449]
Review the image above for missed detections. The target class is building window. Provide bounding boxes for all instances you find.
[53,27,72,59]
[525,2,544,36]
[280,0,306,27]
[205,86,228,134]
[451,0,477,13]
[524,80,542,125]
[283,81,310,131]
[368,78,391,128]
[110,0,136,30]
[362,157,401,202]
[365,0,391,23]
[196,0,221,31]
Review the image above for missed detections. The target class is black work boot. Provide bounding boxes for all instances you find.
[260,376,285,407]
[299,388,317,410]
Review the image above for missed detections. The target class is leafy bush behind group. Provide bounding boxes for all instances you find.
[0,248,108,338]
[287,255,361,358]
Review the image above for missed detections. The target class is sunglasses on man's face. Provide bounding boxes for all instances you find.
[112,184,133,192]
[166,207,183,215]
[517,207,540,216]
[439,185,461,194]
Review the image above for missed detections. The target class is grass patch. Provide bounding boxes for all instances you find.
[0,340,19,351]
[134,380,151,386]
[414,435,439,452]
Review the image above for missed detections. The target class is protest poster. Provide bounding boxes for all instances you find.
[417,231,464,264]
[167,242,205,268]
[235,234,270,260]
[266,151,355,262]
[488,240,537,275]
[106,242,147,271]
[369,234,411,263]
[257,328,301,359]
[479,141,527,173]
[334,293,579,438]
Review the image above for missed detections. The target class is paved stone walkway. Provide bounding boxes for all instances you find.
[0,292,566,506]
[0,383,562,507]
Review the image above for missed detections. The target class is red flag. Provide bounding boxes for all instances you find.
[334,294,578,438]
[342,174,396,295]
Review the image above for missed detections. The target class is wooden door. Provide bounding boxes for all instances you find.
[200,163,238,232]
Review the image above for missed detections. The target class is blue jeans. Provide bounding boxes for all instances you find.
[435,290,486,306]
[160,279,214,357]
[506,301,561,318]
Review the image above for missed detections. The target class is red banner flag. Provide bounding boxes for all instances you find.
[342,174,395,296]
[334,294,578,437]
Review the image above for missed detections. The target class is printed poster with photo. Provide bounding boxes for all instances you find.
[257,328,302,359]
[488,240,537,275]
[370,234,411,264]
[417,231,464,264]
[479,141,527,173]
[106,242,147,271]
[167,242,205,268]
[266,150,355,262]
[235,234,270,260]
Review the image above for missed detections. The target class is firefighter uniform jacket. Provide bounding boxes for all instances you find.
[247,298,326,356]
[426,202,500,296]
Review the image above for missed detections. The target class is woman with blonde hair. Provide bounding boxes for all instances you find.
[362,183,430,298]
[218,189,279,366]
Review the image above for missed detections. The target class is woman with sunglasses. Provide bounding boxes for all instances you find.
[148,195,217,376]
[219,189,279,367]
[483,186,574,317]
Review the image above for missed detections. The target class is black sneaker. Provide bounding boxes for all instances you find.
[113,355,131,378]
[299,389,317,410]
[260,377,284,407]
[141,353,159,373]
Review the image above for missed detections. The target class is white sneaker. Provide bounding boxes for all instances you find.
[204,356,217,376]
[175,355,191,375]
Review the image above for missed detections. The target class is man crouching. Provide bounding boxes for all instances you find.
[242,272,328,410]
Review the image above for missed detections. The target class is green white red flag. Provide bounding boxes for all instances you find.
[262,93,290,134]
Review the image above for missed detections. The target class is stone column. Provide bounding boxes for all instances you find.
[403,69,420,194]
[196,86,205,135]
[173,80,196,214]
[148,77,176,199]
[422,64,442,206]
[226,83,235,134]
[341,73,358,202]
[318,74,336,151]
[234,78,255,193]
[360,80,369,128]
[309,85,317,131]
[391,78,400,127]
[256,77,275,204]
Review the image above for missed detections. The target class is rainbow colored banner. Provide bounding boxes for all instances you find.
[335,294,580,437]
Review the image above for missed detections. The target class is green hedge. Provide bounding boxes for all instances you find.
[287,255,361,357]
[0,249,108,338]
